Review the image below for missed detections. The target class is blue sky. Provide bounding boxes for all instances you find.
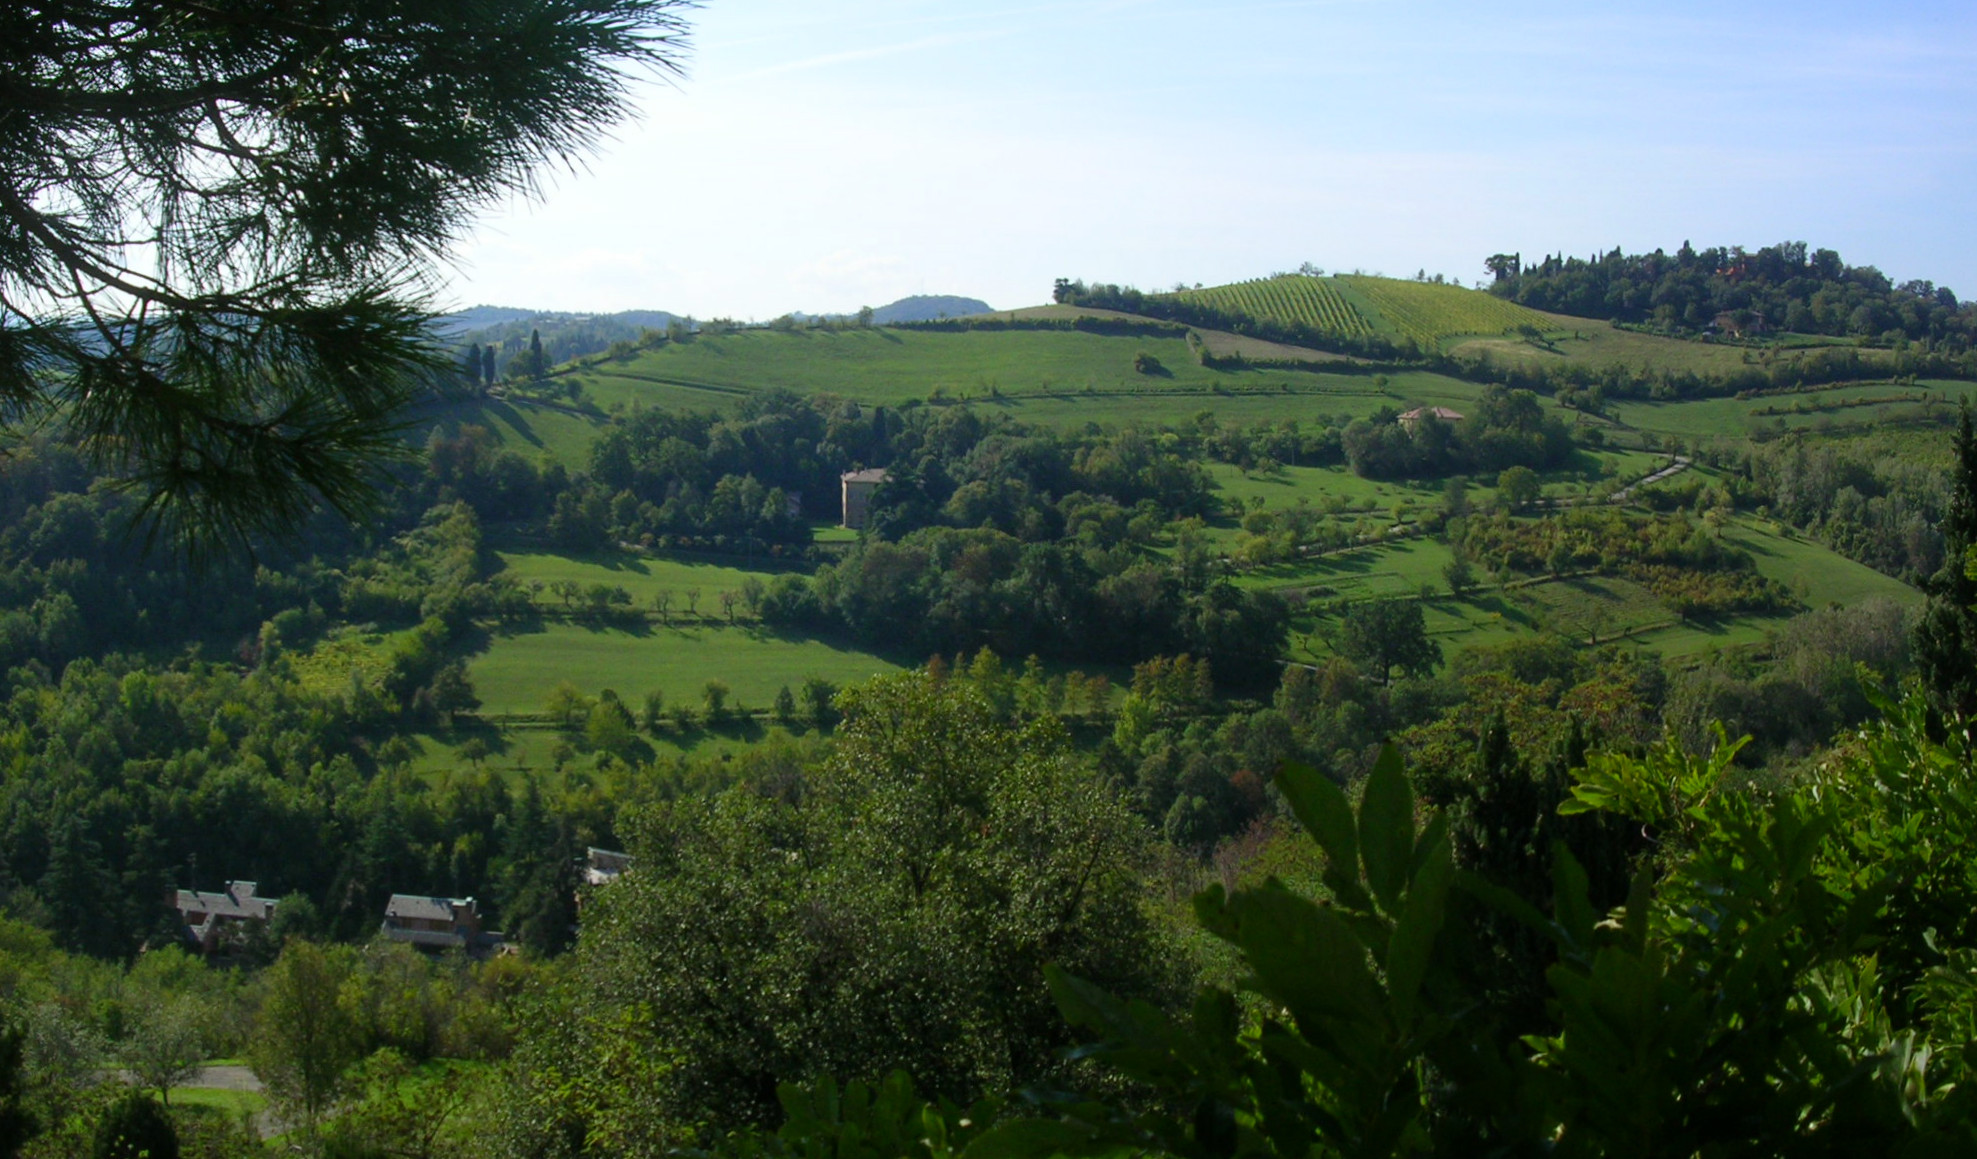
[447,0,1977,318]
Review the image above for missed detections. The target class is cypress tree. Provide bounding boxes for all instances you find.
[529,328,547,380]
[1915,405,1977,721]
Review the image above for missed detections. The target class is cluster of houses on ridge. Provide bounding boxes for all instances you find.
[169,847,632,960]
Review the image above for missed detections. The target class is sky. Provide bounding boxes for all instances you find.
[445,0,1977,319]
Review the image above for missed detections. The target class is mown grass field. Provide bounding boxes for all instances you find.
[1239,537,1456,601]
[571,327,1256,408]
[413,395,606,466]
[466,621,905,717]
[1608,379,1977,441]
[1451,315,1789,375]
[1721,518,1924,608]
[495,549,801,609]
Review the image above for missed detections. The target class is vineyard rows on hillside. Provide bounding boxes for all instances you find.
[1340,275,1555,346]
[1177,275,1376,339]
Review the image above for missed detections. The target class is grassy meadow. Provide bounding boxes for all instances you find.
[466,620,905,717]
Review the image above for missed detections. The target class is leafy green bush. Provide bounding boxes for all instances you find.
[962,696,1977,1157]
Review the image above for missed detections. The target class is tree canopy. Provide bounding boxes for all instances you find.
[0,0,693,548]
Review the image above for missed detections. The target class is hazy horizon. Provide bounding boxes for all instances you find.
[444,0,1977,320]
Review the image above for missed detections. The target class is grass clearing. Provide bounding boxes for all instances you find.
[495,549,799,610]
[1240,537,1456,601]
[1721,518,1922,609]
[171,1087,269,1117]
[465,620,904,716]
[1452,315,1780,375]
[412,395,608,468]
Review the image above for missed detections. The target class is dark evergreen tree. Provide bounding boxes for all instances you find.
[1914,405,1977,721]
[91,1094,178,1159]
[0,1017,33,1159]
[529,328,548,380]
[481,343,498,388]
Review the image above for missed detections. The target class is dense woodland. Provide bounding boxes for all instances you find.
[1489,241,1977,346]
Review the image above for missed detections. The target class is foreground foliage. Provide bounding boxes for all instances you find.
[717,693,1977,1158]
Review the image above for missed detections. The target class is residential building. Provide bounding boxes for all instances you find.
[840,467,889,530]
[585,847,633,886]
[173,880,278,955]
[1398,406,1464,431]
[380,894,502,953]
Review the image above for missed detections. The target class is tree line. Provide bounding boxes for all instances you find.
[1489,240,1977,347]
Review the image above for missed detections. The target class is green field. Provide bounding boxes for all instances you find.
[571,327,1264,409]
[496,549,800,609]
[1721,518,1923,608]
[172,1086,270,1117]
[1609,380,1977,441]
[466,621,904,717]
[1452,315,1788,376]
[413,395,607,467]
[1239,537,1456,601]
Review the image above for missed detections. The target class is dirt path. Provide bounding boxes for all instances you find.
[1610,455,1691,501]
[184,1065,262,1092]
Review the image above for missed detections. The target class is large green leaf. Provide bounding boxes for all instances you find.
[1275,760,1359,879]
[1386,829,1452,1027]
[960,1118,1107,1159]
[1358,744,1415,912]
[1234,887,1385,1036]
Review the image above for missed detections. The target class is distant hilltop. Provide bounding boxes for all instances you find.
[439,294,992,335]
[435,294,994,374]
[868,295,993,324]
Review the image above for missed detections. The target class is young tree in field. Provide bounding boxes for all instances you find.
[121,996,208,1105]
[686,587,702,618]
[642,690,666,734]
[249,942,365,1133]
[1497,465,1542,510]
[1337,598,1441,684]
[2,0,695,549]
[1443,552,1477,597]
[801,677,840,730]
[653,589,674,626]
[702,680,732,728]
[719,589,739,624]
